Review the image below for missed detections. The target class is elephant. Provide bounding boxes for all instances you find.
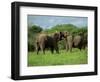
[62,31,87,52]
[35,32,64,54]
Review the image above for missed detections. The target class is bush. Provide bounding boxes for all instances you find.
[58,40,66,50]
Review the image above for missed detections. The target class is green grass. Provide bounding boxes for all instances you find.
[28,49,88,66]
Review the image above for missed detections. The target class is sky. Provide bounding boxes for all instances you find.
[28,15,87,29]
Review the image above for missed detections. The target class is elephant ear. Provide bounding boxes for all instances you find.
[59,31,65,40]
[53,32,60,41]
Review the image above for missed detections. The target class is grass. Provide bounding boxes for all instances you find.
[28,49,88,66]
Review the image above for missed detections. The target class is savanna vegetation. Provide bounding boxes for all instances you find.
[28,24,88,66]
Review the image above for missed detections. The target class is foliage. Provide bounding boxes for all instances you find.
[44,24,78,34]
[58,40,66,49]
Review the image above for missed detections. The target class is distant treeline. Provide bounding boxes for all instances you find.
[28,24,87,51]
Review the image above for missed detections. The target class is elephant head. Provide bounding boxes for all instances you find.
[58,31,70,39]
[53,31,66,41]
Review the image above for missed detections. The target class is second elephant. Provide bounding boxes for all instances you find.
[63,32,87,52]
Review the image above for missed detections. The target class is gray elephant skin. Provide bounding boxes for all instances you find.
[36,32,64,54]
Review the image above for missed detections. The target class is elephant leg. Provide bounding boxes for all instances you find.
[68,43,72,52]
[79,46,82,51]
[41,47,45,54]
[77,44,82,51]
[66,43,69,52]
[67,36,73,52]
[36,46,40,55]
[55,46,59,54]
[36,42,40,55]
[43,48,45,54]
[50,47,54,54]
[40,43,45,54]
[79,44,82,51]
